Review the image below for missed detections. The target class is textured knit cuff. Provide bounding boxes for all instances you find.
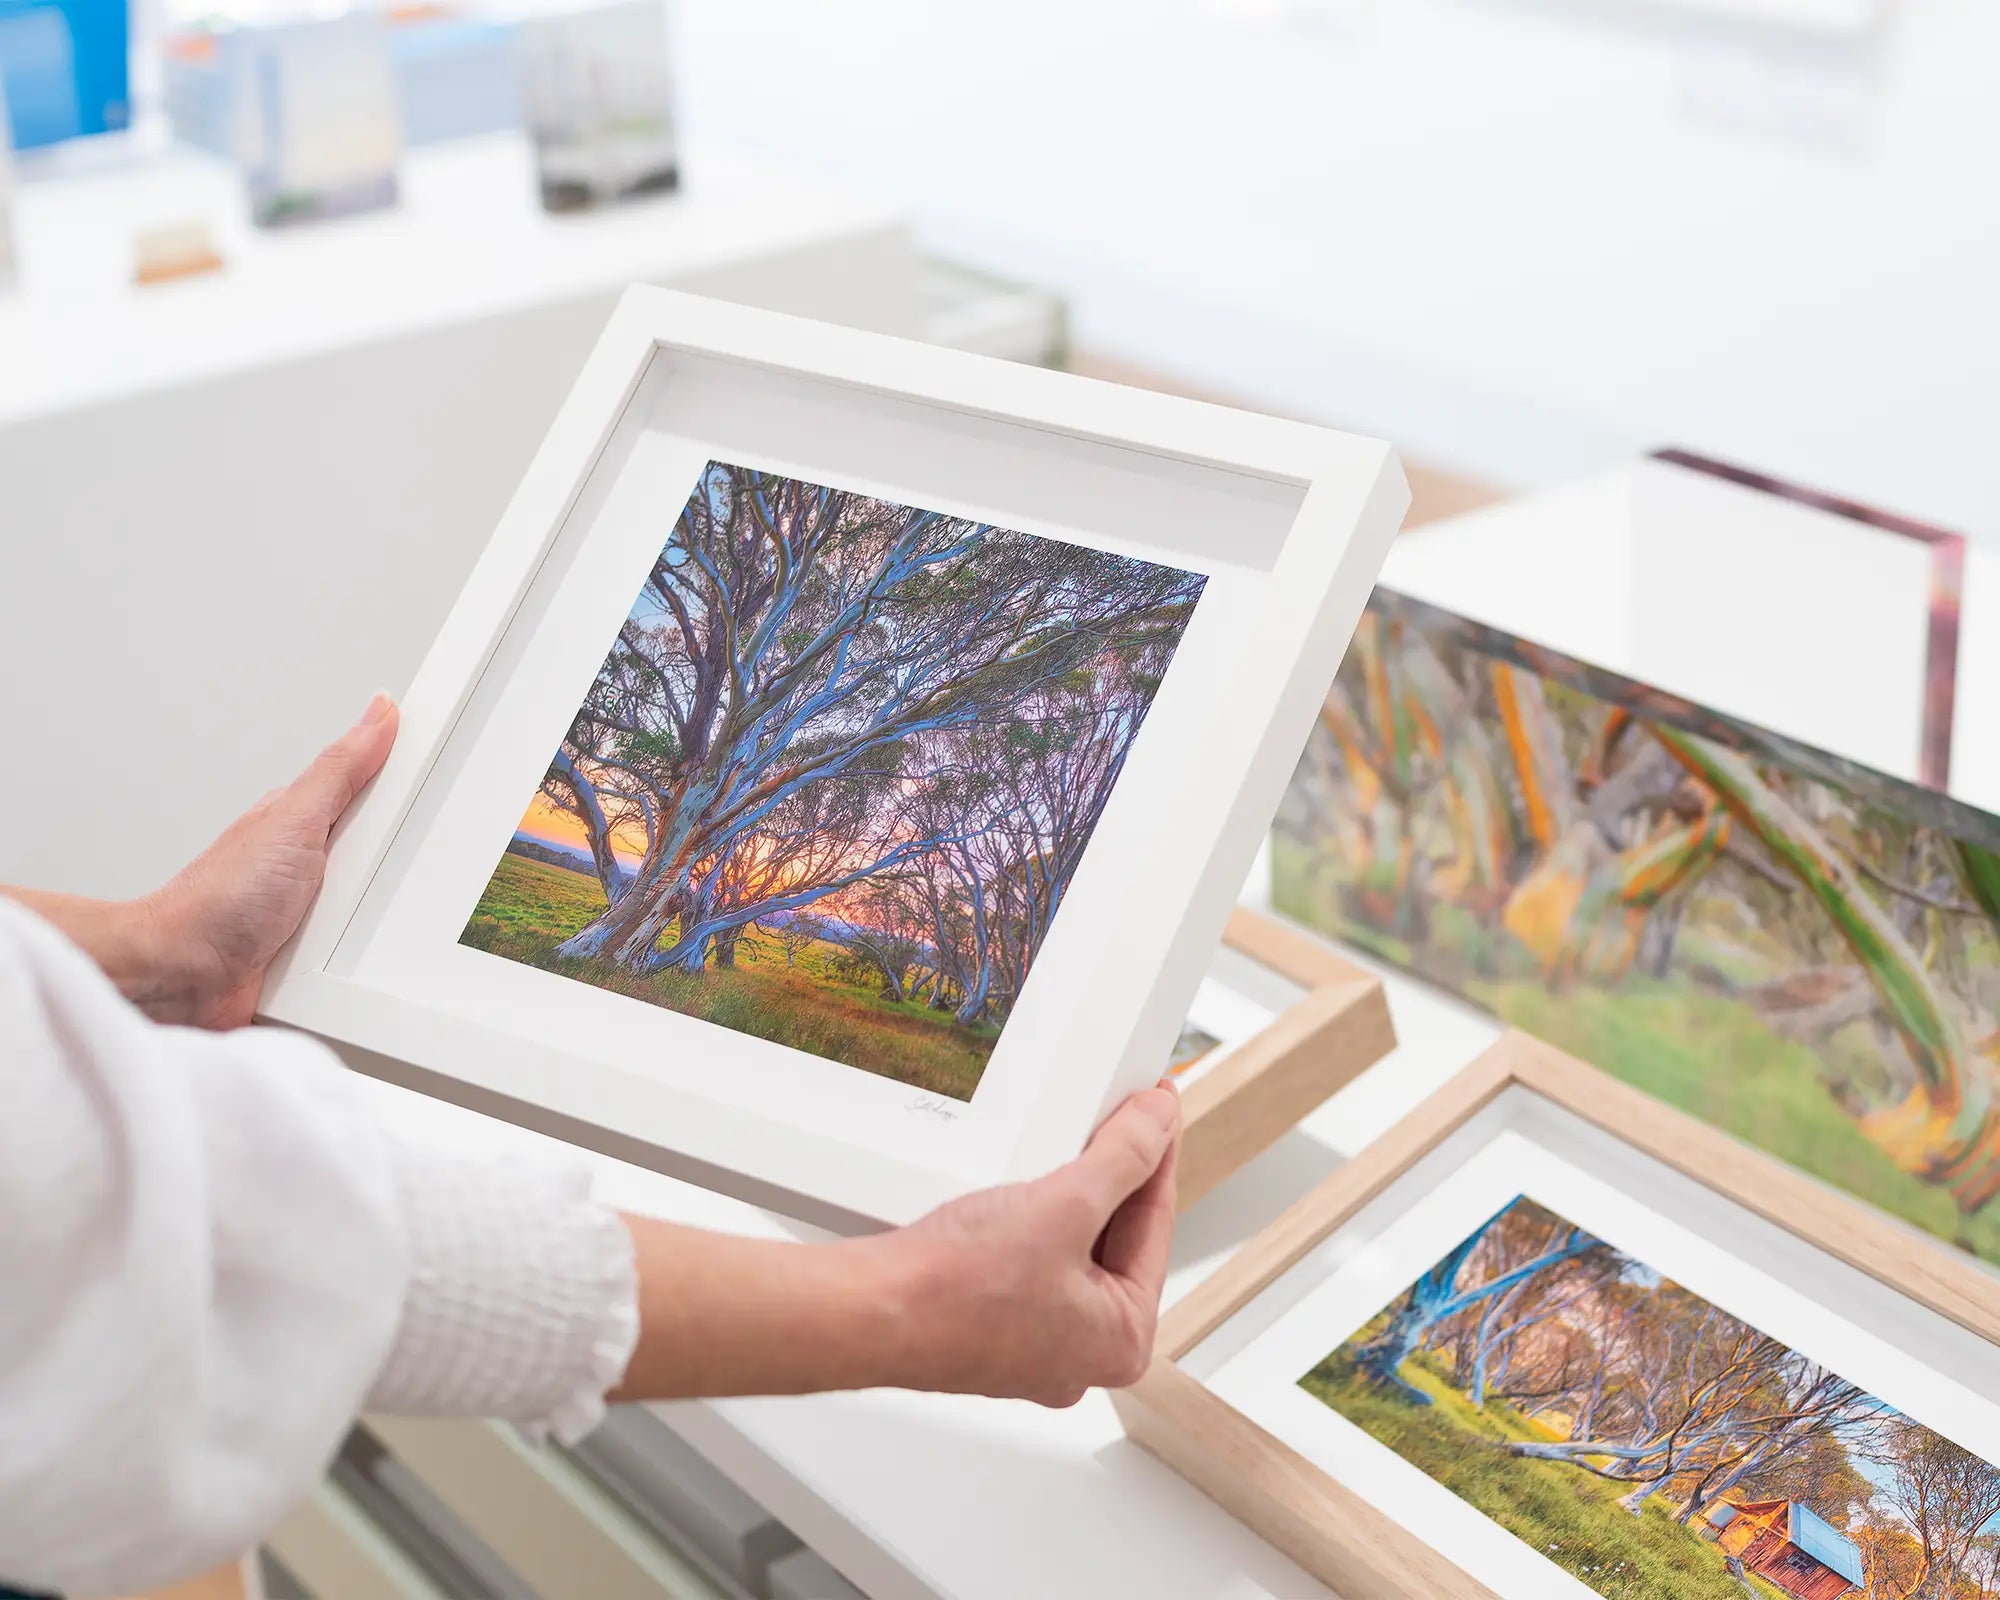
[365,1136,640,1445]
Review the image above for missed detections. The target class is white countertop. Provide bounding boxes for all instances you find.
[343,874,1500,1600]
[1,129,915,426]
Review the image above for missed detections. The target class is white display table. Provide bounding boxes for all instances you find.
[0,133,917,900]
[339,872,1500,1600]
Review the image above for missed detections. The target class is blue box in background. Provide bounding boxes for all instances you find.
[0,0,129,148]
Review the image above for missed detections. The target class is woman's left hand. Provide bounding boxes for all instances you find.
[143,694,399,1028]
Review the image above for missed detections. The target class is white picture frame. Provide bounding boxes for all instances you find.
[259,287,1407,1230]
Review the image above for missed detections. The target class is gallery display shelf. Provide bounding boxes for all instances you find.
[0,130,918,426]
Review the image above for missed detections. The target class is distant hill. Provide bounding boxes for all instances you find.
[505,834,599,876]
[758,906,873,942]
[496,848,928,955]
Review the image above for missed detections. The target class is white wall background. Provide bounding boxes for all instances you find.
[667,0,2000,542]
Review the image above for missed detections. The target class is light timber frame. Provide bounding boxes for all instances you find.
[1181,909,1396,1210]
[1113,1030,2000,1600]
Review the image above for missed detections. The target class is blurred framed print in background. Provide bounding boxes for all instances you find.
[515,0,680,213]
[232,15,404,228]
[1114,1032,2000,1600]
[258,287,1408,1230]
[1274,580,2000,1283]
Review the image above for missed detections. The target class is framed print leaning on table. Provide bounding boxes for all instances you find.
[256,287,1409,1230]
[1114,1032,2000,1600]
[1275,584,2000,1278]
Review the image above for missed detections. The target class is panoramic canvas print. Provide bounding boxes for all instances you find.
[1304,1196,2000,1600]
[1273,591,2000,1264]
[464,460,1205,1099]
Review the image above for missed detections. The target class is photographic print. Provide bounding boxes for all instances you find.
[1168,1019,1223,1080]
[1303,1195,2000,1600]
[463,459,1205,1099]
[237,17,403,229]
[1273,589,2000,1265]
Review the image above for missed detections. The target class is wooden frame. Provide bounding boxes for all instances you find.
[1112,1030,2000,1600]
[1179,908,1395,1210]
[258,285,1409,1230]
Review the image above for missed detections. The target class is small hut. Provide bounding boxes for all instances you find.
[1703,1499,1862,1600]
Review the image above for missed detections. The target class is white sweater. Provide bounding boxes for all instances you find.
[0,899,640,1598]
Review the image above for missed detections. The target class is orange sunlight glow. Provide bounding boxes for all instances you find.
[516,792,648,868]
[513,792,896,933]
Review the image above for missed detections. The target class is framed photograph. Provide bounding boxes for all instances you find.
[1114,1032,2000,1600]
[259,287,1408,1230]
[1173,908,1396,1210]
[1274,580,2000,1285]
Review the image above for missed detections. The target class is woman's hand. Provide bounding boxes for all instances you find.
[145,694,399,1028]
[5,695,400,1029]
[887,1081,1181,1403]
[613,1084,1182,1406]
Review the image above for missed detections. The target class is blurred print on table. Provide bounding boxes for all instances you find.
[164,9,518,157]
[464,459,1205,1100]
[1274,589,2000,1265]
[515,0,679,212]
[232,16,402,228]
[1303,1194,1996,1600]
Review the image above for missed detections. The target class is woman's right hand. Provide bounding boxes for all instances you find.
[882,1082,1182,1406]
[610,1084,1182,1408]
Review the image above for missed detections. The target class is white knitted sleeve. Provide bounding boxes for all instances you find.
[366,1133,639,1443]
[0,899,639,1597]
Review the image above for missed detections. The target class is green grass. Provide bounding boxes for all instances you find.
[460,853,995,1100]
[1302,1349,1777,1600]
[1269,829,2000,1266]
[1472,974,2000,1258]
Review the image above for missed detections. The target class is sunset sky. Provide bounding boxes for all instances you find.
[515,791,648,868]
